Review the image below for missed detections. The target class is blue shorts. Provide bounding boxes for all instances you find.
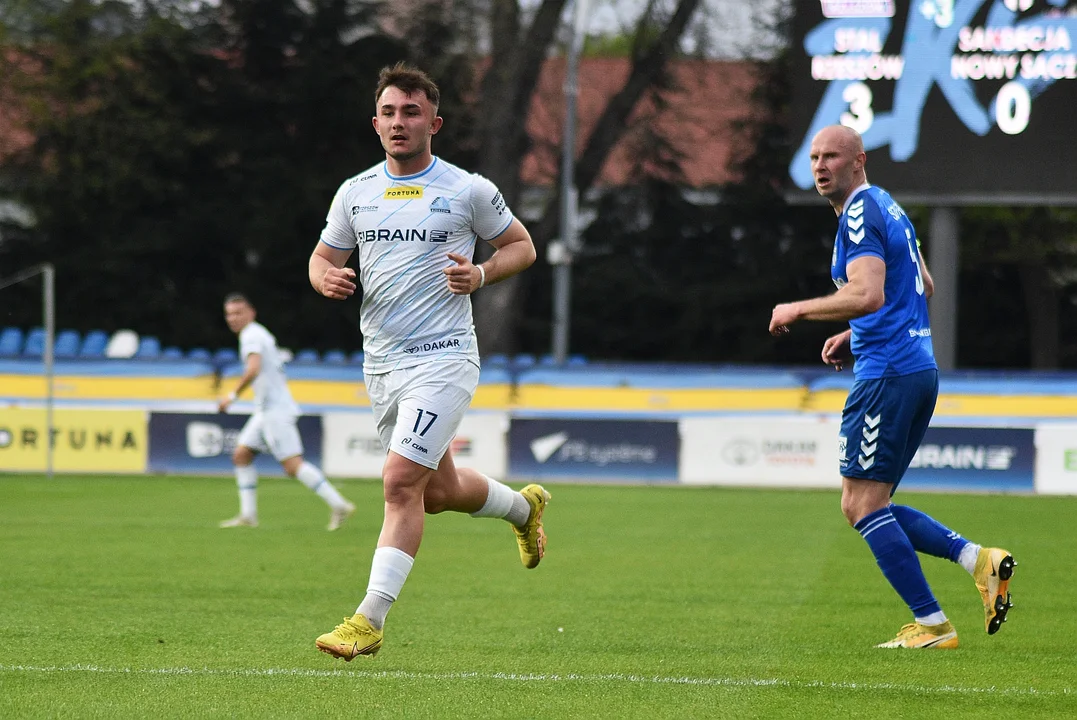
[839,368,938,489]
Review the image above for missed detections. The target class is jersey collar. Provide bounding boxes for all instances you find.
[839,183,872,215]
[383,156,438,182]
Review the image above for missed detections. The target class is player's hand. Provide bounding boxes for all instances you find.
[822,329,852,371]
[217,396,232,413]
[444,253,481,295]
[320,267,356,300]
[769,303,801,336]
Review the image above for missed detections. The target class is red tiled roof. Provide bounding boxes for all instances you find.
[522,57,760,189]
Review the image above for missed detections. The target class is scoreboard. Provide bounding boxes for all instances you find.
[788,0,1077,203]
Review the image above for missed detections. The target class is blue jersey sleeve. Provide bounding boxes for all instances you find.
[842,195,886,264]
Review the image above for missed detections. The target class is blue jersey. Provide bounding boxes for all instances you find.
[831,185,936,379]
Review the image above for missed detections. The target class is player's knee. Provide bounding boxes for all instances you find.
[382,471,424,507]
[232,446,254,466]
[839,494,861,526]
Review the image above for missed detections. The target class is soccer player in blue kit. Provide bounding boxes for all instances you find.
[769,125,1015,648]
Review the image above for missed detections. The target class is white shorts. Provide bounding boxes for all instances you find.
[236,411,304,462]
[365,358,479,470]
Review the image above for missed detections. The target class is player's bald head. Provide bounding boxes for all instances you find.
[813,124,864,155]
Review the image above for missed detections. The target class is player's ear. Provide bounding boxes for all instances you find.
[430,116,443,136]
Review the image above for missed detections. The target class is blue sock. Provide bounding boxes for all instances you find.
[890,504,969,563]
[854,507,941,618]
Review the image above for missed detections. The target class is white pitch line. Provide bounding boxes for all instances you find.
[0,664,1069,697]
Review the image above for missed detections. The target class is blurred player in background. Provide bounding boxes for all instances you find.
[769,125,1015,649]
[307,62,547,660]
[218,292,355,530]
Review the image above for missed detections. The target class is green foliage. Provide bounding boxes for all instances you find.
[0,0,404,351]
[0,474,1073,718]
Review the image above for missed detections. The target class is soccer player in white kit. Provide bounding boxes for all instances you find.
[308,63,549,659]
[217,293,356,531]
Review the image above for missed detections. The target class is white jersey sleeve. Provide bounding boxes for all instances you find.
[468,174,514,240]
[320,181,358,250]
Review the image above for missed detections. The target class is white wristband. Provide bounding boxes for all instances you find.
[228,391,237,401]
[477,264,486,289]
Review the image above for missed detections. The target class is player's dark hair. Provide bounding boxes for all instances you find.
[374,62,440,112]
[224,292,253,308]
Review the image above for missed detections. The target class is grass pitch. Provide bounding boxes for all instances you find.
[0,474,1072,718]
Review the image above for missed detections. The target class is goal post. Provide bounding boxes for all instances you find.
[0,262,56,477]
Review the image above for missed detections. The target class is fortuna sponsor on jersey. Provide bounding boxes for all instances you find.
[358,228,450,243]
[384,186,423,199]
[402,338,462,354]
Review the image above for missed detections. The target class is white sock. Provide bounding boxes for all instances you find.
[236,465,257,518]
[296,461,349,509]
[470,475,531,526]
[915,611,949,626]
[958,542,982,575]
[357,546,414,629]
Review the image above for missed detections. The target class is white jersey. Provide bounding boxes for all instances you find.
[238,321,299,415]
[319,156,514,374]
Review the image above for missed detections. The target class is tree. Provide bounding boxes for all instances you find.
[468,0,704,355]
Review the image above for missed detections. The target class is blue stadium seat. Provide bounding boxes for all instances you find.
[22,327,45,358]
[78,330,108,358]
[513,353,536,368]
[293,348,320,364]
[539,354,558,366]
[55,329,80,359]
[213,348,239,365]
[485,353,509,367]
[322,349,347,364]
[186,347,212,362]
[160,346,184,360]
[135,336,161,360]
[349,350,365,365]
[568,354,588,366]
[0,327,23,358]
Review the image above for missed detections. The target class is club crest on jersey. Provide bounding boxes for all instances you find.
[429,196,451,214]
[384,186,423,200]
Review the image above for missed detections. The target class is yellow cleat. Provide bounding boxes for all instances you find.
[973,547,1015,635]
[219,515,258,528]
[315,613,382,661]
[513,484,551,569]
[876,620,959,649]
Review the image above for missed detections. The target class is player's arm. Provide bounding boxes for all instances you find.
[444,218,536,295]
[218,353,261,412]
[769,255,885,334]
[309,242,357,300]
[918,249,934,299]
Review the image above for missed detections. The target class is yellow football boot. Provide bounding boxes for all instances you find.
[876,621,959,649]
[315,613,383,660]
[973,547,1015,635]
[513,484,551,569]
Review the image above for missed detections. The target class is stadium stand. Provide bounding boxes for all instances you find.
[22,327,45,358]
[135,336,161,360]
[293,348,320,364]
[186,347,212,361]
[213,348,239,365]
[322,349,347,364]
[349,350,365,365]
[160,346,184,360]
[105,329,139,359]
[0,327,22,358]
[78,330,109,358]
[513,353,536,368]
[55,329,81,358]
[485,353,509,367]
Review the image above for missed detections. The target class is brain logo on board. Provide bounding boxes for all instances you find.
[0,428,11,449]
